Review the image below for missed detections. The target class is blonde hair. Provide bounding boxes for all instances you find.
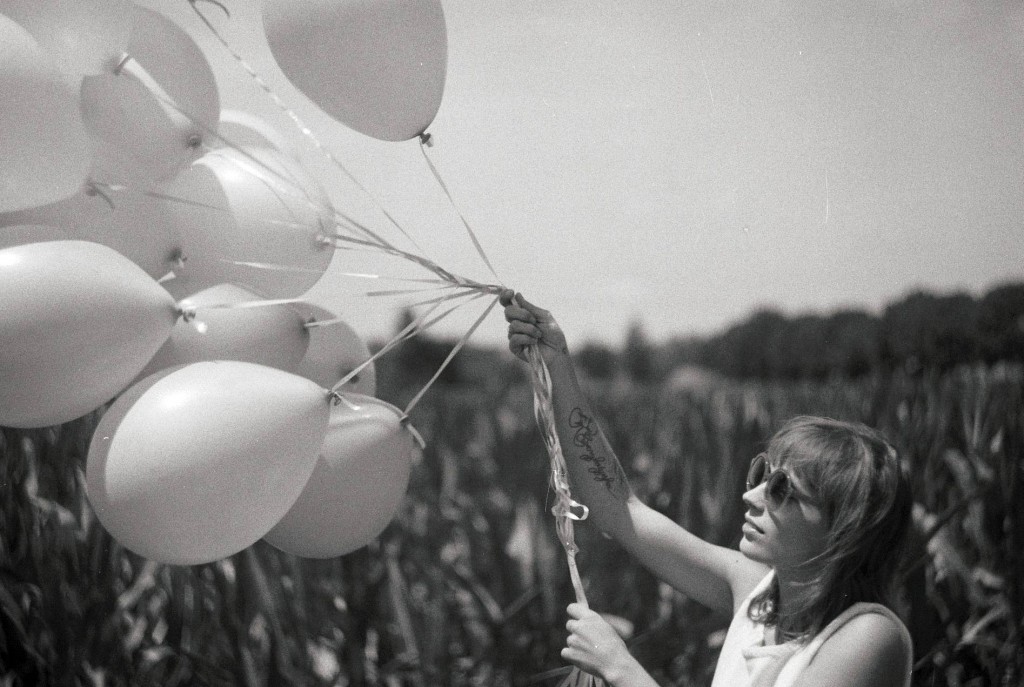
[747,416,912,639]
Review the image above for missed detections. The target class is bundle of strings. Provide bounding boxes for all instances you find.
[525,345,608,687]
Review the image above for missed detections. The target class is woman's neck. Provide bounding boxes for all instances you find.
[772,567,816,640]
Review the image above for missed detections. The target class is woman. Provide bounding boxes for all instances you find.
[501,290,914,687]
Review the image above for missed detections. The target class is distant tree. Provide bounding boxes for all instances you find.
[387,307,463,391]
[622,320,657,383]
[660,336,704,372]
[675,284,1021,380]
[575,341,618,380]
[709,309,788,378]
[976,283,1024,363]
[882,291,979,371]
[767,314,831,379]
[823,310,883,377]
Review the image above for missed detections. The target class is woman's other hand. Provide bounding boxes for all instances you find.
[561,603,648,686]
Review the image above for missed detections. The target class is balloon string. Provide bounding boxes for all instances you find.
[187,0,430,259]
[524,346,591,608]
[322,235,502,296]
[132,13,496,304]
[217,260,327,274]
[418,138,504,285]
[525,346,608,687]
[364,284,462,298]
[330,289,485,393]
[402,295,500,416]
[117,55,199,137]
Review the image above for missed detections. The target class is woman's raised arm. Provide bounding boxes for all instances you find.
[502,291,767,613]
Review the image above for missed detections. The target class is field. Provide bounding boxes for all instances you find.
[1,364,1021,686]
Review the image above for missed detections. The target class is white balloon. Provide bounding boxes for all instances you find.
[0,0,132,76]
[86,361,330,564]
[216,109,299,158]
[160,146,335,299]
[0,240,178,428]
[0,15,92,213]
[263,394,414,558]
[263,0,448,141]
[138,284,311,379]
[0,186,183,280]
[81,3,220,185]
[292,303,376,396]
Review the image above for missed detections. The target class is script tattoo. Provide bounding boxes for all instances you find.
[568,407,629,500]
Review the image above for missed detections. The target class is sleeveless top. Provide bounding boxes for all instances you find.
[709,572,913,687]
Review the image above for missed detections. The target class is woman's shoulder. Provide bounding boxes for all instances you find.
[729,563,774,614]
[785,604,912,687]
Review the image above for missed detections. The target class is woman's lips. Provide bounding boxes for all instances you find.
[743,516,764,535]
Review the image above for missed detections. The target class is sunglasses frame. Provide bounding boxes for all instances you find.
[745,452,798,509]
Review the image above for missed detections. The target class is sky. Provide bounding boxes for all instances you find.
[147,0,1024,348]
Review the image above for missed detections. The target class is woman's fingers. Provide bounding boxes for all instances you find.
[507,320,542,337]
[507,334,534,359]
[514,293,551,321]
[566,603,592,620]
[503,306,535,324]
[503,296,536,323]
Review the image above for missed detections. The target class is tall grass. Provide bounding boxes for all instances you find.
[0,365,1020,686]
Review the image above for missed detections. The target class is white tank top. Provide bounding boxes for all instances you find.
[710,572,913,687]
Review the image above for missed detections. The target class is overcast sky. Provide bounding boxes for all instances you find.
[149,0,1024,348]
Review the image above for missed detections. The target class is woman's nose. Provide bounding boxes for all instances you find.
[742,482,765,510]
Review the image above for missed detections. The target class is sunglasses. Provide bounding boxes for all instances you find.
[745,453,805,508]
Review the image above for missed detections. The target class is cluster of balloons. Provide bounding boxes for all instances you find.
[0,0,449,565]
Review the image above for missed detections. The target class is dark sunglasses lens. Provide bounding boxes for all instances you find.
[765,470,791,507]
[746,454,767,490]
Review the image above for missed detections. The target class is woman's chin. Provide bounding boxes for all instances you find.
[739,538,769,564]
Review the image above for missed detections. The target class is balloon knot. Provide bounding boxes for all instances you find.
[327,390,344,406]
[419,132,433,147]
[178,305,197,322]
[112,52,132,76]
[169,249,187,269]
[85,182,116,209]
[186,134,203,150]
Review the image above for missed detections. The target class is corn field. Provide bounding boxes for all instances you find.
[1,364,1021,686]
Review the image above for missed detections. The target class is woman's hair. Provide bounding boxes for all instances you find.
[747,416,913,639]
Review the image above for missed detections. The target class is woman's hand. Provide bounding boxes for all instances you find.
[500,289,569,364]
[561,603,646,686]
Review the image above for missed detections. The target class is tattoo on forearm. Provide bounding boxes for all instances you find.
[568,407,630,500]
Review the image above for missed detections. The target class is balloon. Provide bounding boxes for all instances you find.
[0,240,178,428]
[263,394,414,558]
[0,224,69,249]
[81,3,220,185]
[292,303,376,396]
[159,146,335,299]
[0,186,183,280]
[0,0,131,76]
[86,361,330,564]
[263,0,448,141]
[216,109,299,158]
[0,15,92,213]
[138,284,311,379]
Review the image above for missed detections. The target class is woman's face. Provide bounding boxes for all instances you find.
[739,462,829,573]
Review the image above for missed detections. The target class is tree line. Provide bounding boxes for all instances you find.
[379,282,1023,389]
[578,282,1024,381]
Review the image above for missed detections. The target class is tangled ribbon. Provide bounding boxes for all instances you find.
[525,346,608,687]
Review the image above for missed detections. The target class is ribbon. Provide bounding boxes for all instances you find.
[524,346,608,687]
